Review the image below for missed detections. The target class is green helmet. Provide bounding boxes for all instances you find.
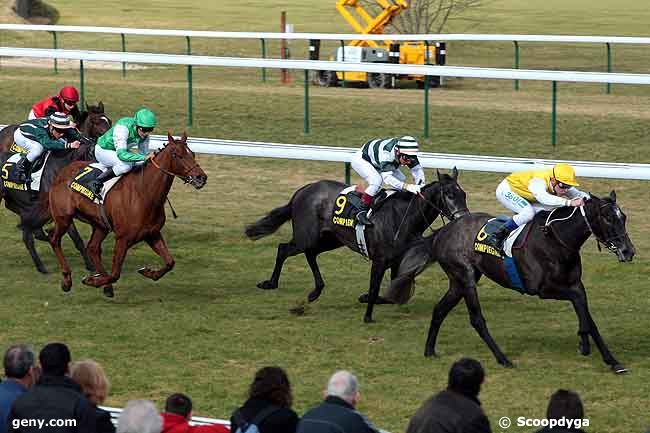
[134,108,157,128]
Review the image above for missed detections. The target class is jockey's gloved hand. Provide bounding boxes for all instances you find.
[405,184,423,194]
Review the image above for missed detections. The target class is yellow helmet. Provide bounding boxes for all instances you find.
[552,163,579,186]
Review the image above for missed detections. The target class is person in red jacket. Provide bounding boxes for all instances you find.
[161,393,230,433]
[29,86,81,125]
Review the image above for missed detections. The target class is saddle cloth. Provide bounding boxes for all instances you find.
[69,163,121,203]
[474,216,526,258]
[1,152,50,192]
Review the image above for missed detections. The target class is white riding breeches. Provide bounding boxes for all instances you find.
[14,129,44,163]
[95,145,144,176]
[496,179,554,226]
[351,151,405,196]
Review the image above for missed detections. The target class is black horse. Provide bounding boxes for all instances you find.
[389,191,635,373]
[0,104,110,273]
[245,168,469,323]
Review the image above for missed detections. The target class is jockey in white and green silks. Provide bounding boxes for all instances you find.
[351,135,426,225]
[92,108,157,194]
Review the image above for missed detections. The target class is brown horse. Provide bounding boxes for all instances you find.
[47,132,207,297]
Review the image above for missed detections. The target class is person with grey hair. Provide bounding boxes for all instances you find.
[297,370,378,433]
[117,400,163,433]
[0,345,37,433]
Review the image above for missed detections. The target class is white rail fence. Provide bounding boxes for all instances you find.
[2,125,647,181]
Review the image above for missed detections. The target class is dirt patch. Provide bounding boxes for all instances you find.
[0,57,153,70]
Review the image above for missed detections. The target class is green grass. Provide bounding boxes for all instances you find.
[1,1,650,432]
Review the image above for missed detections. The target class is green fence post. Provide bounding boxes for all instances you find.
[551,81,557,147]
[186,36,193,127]
[260,38,267,82]
[606,42,612,94]
[423,41,430,139]
[345,162,351,184]
[79,60,85,108]
[121,33,126,77]
[304,70,310,134]
[514,41,520,91]
[51,31,58,74]
[340,40,346,87]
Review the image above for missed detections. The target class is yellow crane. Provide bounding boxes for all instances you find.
[313,0,444,88]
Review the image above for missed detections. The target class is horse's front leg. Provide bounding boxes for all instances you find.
[363,261,388,323]
[82,227,113,297]
[570,284,626,374]
[138,232,175,281]
[23,227,48,274]
[67,222,94,272]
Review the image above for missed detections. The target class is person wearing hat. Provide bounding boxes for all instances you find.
[350,135,425,225]
[12,112,81,183]
[29,86,82,125]
[493,163,590,243]
[91,108,157,194]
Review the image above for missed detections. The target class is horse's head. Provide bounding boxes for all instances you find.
[421,167,469,220]
[80,102,112,140]
[157,132,207,189]
[585,191,635,262]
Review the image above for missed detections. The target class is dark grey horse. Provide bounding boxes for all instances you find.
[389,191,635,373]
[245,169,469,323]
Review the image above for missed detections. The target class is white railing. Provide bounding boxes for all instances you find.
[2,125,646,180]
[3,24,650,44]
[2,47,650,84]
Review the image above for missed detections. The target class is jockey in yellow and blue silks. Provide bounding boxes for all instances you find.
[351,135,425,225]
[494,163,589,242]
[91,108,157,194]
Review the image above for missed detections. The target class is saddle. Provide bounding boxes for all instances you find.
[69,163,122,203]
[331,186,392,229]
[1,152,49,192]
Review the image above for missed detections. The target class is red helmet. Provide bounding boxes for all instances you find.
[58,86,79,103]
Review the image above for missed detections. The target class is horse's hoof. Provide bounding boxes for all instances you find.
[500,359,515,369]
[612,364,629,374]
[358,293,369,303]
[424,349,438,358]
[579,343,591,356]
[307,290,321,303]
[61,281,71,293]
[103,286,114,298]
[363,316,375,324]
[82,274,103,288]
[138,267,156,280]
[257,280,277,290]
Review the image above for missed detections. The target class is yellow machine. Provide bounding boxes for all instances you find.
[312,0,444,88]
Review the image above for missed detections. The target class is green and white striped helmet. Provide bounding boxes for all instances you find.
[397,135,419,155]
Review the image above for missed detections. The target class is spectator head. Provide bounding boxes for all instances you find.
[117,400,163,433]
[39,342,71,377]
[3,344,37,386]
[546,389,584,421]
[164,393,193,420]
[70,359,110,406]
[447,357,485,398]
[326,370,359,407]
[247,366,293,408]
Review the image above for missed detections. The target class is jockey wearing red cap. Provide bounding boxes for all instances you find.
[29,86,81,125]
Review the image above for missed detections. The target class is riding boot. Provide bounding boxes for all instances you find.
[91,168,117,196]
[356,192,375,226]
[493,218,518,246]
[14,156,31,183]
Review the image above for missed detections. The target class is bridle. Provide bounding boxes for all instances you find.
[149,144,200,183]
[544,201,624,253]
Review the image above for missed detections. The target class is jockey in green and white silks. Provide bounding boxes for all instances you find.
[13,112,81,182]
[351,136,426,225]
[92,108,157,194]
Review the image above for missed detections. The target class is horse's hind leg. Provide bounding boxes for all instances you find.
[424,285,464,357]
[464,284,513,367]
[363,261,388,323]
[257,240,303,290]
[48,217,74,292]
[67,222,94,272]
[138,232,175,281]
[23,228,48,274]
[83,227,113,297]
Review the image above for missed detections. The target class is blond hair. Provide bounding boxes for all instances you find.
[70,359,110,404]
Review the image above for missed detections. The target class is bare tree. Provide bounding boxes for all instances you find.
[358,0,486,34]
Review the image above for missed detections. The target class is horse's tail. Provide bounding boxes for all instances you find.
[385,230,440,302]
[245,202,292,240]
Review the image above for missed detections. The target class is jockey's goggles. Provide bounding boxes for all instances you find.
[556,181,572,190]
[138,126,154,133]
[63,99,76,106]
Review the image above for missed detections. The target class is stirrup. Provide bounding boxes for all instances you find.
[356,211,373,226]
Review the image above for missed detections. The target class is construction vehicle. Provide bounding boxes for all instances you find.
[311,0,445,88]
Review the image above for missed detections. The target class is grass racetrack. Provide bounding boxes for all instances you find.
[1,1,649,432]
